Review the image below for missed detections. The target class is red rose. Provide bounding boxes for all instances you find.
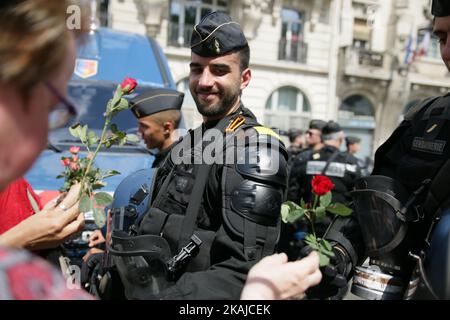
[311,175,334,196]
[120,77,137,94]
[70,146,80,154]
[61,158,71,167]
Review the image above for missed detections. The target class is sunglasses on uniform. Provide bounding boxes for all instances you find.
[45,82,77,130]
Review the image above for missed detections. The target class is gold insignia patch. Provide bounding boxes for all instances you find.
[215,38,220,54]
[254,126,281,140]
[426,124,438,133]
[225,115,246,133]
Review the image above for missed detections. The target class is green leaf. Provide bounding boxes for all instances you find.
[103,170,121,179]
[281,203,290,223]
[304,234,320,251]
[87,130,99,146]
[93,208,106,228]
[80,125,88,144]
[110,124,119,133]
[315,206,326,220]
[115,98,130,112]
[287,208,305,223]
[300,198,306,208]
[283,201,301,211]
[93,192,113,206]
[126,134,140,143]
[327,203,353,216]
[320,192,332,208]
[56,174,64,179]
[92,182,107,190]
[79,194,93,213]
[320,239,333,252]
[69,123,81,138]
[318,253,331,267]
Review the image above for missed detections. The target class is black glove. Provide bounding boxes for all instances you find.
[80,253,104,289]
[298,245,349,300]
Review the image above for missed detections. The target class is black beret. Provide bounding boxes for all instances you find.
[309,119,327,131]
[130,88,184,119]
[432,0,450,17]
[288,129,303,141]
[322,121,342,138]
[345,136,361,145]
[190,11,248,57]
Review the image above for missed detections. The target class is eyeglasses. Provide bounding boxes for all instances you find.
[306,130,318,136]
[45,82,77,130]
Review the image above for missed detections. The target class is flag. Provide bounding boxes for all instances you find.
[404,32,416,65]
[417,31,431,57]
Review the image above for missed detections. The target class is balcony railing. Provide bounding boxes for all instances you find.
[264,112,310,132]
[344,46,392,80]
[346,47,384,68]
[278,38,308,64]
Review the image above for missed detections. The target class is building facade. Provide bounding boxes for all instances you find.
[94,0,450,161]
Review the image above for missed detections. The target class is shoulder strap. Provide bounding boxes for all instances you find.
[177,112,244,250]
[320,149,340,175]
[404,96,440,122]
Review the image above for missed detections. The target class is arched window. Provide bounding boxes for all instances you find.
[264,86,311,131]
[338,94,375,160]
[339,94,375,120]
[176,77,202,130]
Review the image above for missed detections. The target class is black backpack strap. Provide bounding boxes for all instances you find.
[178,112,246,250]
[423,159,450,219]
[320,149,340,175]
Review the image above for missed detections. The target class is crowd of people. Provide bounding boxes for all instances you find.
[0,0,450,301]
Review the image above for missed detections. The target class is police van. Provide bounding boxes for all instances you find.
[25,27,177,263]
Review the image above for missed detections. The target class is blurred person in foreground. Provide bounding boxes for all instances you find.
[0,0,91,299]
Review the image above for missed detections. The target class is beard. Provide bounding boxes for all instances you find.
[192,87,240,118]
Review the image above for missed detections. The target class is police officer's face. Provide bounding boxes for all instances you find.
[434,16,450,72]
[348,142,361,154]
[189,52,251,120]
[306,129,322,147]
[138,116,166,150]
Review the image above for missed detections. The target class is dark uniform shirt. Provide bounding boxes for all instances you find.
[151,145,173,169]
[288,145,361,205]
[137,105,288,300]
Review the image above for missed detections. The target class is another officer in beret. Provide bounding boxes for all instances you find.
[345,136,361,156]
[306,119,327,151]
[287,129,305,167]
[130,88,184,168]
[107,11,290,300]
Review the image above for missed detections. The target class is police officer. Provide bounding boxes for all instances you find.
[309,0,450,300]
[105,11,288,300]
[305,119,326,151]
[345,136,361,156]
[287,129,304,166]
[130,88,184,168]
[344,136,369,176]
[288,121,361,208]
